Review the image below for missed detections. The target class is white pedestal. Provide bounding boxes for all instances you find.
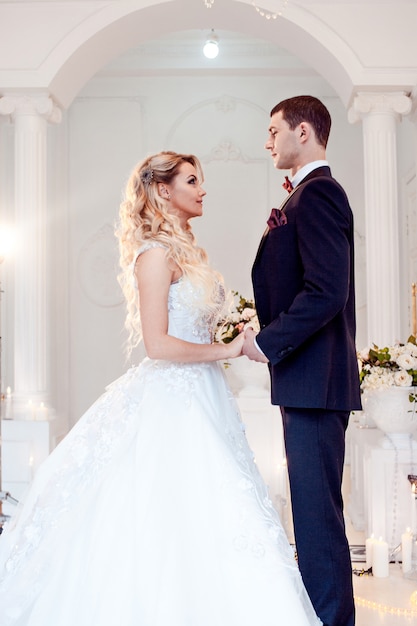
[364,437,417,549]
[1,417,67,516]
[348,418,417,549]
[347,420,381,532]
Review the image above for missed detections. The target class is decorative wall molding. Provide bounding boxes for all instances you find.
[214,95,236,113]
[203,140,248,163]
[166,94,267,146]
[77,223,124,308]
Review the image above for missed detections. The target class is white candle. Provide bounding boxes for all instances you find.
[372,537,389,578]
[4,386,12,419]
[365,534,375,569]
[36,402,48,421]
[402,528,413,574]
[27,399,35,420]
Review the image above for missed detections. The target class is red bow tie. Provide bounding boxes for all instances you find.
[282,176,293,193]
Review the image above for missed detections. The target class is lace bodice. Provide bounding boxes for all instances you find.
[167,279,223,344]
[135,242,224,345]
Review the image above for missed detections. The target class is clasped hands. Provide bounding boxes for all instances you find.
[241,326,269,363]
[228,325,269,363]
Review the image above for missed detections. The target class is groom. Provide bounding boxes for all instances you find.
[242,95,361,626]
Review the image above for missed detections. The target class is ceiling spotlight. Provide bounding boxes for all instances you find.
[203,30,219,59]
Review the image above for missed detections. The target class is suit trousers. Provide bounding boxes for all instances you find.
[281,407,354,626]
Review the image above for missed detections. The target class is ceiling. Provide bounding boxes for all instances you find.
[97,28,318,77]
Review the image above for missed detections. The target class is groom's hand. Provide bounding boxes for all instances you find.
[242,327,269,363]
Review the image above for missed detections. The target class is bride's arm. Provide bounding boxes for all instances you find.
[135,247,243,362]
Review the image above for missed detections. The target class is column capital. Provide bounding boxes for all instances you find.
[0,94,62,124]
[348,91,412,124]
[408,87,417,123]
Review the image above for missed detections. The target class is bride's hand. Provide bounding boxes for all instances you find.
[225,331,245,359]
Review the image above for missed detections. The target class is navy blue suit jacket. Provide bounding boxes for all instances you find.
[252,166,362,411]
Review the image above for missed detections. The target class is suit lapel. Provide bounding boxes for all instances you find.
[254,167,333,263]
[254,184,301,262]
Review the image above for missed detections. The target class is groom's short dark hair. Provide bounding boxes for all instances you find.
[271,95,331,148]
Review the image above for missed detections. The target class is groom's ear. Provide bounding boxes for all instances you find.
[299,122,310,142]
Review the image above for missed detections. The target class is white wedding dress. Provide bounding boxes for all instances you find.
[0,247,321,626]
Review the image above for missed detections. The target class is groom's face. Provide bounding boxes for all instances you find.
[265,111,300,171]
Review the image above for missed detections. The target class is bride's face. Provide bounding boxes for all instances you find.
[165,162,206,225]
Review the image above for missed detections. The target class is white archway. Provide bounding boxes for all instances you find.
[29,0,361,108]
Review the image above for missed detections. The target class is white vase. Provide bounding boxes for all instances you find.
[355,408,377,429]
[362,386,417,448]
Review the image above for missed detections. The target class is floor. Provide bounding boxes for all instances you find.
[352,565,417,625]
[344,475,417,625]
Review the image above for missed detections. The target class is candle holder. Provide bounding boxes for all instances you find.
[404,475,417,579]
[403,538,417,580]
[0,491,18,530]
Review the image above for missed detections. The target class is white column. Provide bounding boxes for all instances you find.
[349,92,412,347]
[0,95,61,418]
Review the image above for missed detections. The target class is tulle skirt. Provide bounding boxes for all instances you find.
[0,358,320,625]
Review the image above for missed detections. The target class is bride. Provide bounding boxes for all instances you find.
[0,151,321,625]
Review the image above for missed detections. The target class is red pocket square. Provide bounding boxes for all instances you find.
[267,208,287,230]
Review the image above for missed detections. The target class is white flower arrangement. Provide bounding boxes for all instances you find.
[215,291,260,344]
[358,336,417,401]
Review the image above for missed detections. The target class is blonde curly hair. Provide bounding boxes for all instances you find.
[116,151,224,355]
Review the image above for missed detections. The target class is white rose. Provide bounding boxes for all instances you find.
[361,376,383,390]
[389,345,403,360]
[395,353,417,370]
[359,347,370,361]
[406,343,417,357]
[361,367,394,391]
[361,373,381,390]
[393,369,413,387]
[241,307,256,321]
[244,316,260,333]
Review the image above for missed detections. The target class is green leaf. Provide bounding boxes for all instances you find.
[408,335,417,346]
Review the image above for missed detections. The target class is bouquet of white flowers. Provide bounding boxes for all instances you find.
[358,336,417,401]
[215,291,260,344]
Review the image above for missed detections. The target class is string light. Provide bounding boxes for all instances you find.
[354,594,417,618]
[203,0,289,20]
[252,0,289,20]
